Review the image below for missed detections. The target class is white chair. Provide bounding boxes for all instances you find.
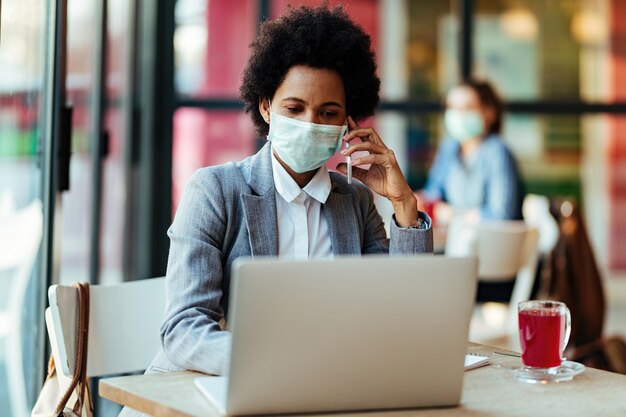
[45,277,166,392]
[522,194,559,255]
[446,219,539,350]
[0,199,43,417]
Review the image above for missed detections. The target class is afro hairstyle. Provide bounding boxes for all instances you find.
[240,4,380,136]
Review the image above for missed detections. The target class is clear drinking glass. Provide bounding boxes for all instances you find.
[514,300,584,383]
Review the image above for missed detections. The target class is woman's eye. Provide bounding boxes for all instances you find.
[286,107,302,113]
[321,111,338,117]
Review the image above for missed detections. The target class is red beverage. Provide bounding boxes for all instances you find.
[423,200,436,226]
[518,309,564,368]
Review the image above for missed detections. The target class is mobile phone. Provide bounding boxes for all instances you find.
[345,141,352,184]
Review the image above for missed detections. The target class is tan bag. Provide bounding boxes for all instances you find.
[32,282,93,417]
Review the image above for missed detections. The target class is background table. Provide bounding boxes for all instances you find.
[100,343,626,417]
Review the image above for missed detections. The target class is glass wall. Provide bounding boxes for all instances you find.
[172,0,258,212]
[408,0,460,100]
[59,0,96,285]
[472,0,613,101]
[1,0,139,413]
[0,0,48,416]
[100,0,135,284]
[57,0,136,286]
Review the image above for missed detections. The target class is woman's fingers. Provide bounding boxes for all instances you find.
[335,163,369,182]
[343,127,383,146]
[340,121,397,169]
[344,117,414,214]
[344,117,385,147]
[340,140,389,157]
[340,142,391,156]
[350,152,397,168]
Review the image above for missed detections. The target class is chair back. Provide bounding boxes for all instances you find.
[446,219,537,281]
[46,277,166,378]
[476,222,535,280]
[446,219,540,346]
[523,194,559,255]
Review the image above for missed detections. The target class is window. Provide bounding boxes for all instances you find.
[0,0,48,415]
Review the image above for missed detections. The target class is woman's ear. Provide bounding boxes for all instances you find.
[258,97,271,124]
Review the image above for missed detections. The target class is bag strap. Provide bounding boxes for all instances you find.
[53,282,90,414]
[73,283,92,414]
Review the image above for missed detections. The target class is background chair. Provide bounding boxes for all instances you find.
[0,199,43,417]
[521,194,560,298]
[446,219,539,350]
[522,194,559,257]
[44,277,166,401]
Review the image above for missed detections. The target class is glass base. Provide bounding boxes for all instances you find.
[513,361,585,383]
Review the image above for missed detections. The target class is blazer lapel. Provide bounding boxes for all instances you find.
[241,143,279,257]
[241,193,278,257]
[324,189,361,255]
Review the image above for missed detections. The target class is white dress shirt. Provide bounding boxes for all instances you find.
[271,151,333,259]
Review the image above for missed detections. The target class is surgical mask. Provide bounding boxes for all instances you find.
[444,109,485,143]
[267,112,347,173]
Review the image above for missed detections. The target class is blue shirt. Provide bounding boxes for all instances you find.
[423,135,524,220]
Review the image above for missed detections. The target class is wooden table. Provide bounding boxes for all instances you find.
[100,343,626,417]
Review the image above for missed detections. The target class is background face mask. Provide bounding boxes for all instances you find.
[444,109,485,143]
[267,112,347,173]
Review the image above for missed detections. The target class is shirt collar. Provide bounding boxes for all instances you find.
[271,151,331,204]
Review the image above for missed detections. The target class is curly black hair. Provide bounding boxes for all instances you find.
[240,4,380,136]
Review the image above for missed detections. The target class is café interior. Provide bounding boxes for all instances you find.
[2,0,626,416]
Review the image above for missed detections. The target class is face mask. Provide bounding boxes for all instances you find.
[444,109,485,143]
[267,112,347,173]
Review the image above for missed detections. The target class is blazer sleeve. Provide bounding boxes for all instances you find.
[159,170,232,376]
[389,212,433,254]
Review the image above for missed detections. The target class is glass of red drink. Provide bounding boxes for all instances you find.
[515,300,572,382]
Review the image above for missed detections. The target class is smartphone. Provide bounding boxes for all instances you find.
[345,141,352,184]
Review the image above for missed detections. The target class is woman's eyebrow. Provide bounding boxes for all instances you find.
[281,97,343,108]
[281,97,307,104]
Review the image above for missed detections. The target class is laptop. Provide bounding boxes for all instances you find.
[195,255,477,415]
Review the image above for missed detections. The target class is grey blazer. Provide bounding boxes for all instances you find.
[119,143,432,417]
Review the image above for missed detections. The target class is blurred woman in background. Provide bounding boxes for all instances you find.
[421,79,524,224]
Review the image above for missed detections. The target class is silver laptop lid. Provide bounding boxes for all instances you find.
[226,255,477,415]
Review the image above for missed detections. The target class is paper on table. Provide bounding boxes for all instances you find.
[465,353,490,371]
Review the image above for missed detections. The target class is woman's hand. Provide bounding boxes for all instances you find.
[337,116,419,227]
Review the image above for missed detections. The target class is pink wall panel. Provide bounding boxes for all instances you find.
[172,0,258,212]
[173,110,256,209]
[609,0,626,270]
[271,0,379,57]
[202,0,257,96]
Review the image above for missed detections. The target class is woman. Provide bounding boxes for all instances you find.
[422,79,524,222]
[420,80,524,304]
[122,8,431,415]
